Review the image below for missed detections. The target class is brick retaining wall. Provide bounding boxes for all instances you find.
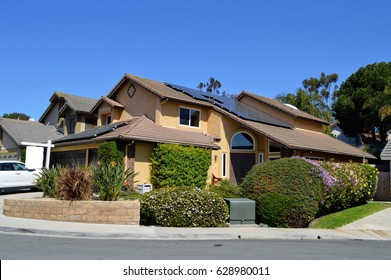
[3,198,140,225]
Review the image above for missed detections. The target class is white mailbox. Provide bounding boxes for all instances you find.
[136,183,153,194]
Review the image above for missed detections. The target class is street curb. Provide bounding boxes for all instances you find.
[1,226,391,241]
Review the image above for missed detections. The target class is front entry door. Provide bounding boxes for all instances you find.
[230,153,255,185]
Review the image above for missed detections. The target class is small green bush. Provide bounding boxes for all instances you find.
[150,144,211,189]
[58,166,94,201]
[35,166,63,198]
[240,158,324,228]
[140,187,229,227]
[97,141,124,165]
[319,161,378,214]
[93,162,137,201]
[208,179,242,198]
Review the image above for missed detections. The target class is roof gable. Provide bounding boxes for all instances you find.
[40,92,98,122]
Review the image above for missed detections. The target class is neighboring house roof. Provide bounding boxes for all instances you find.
[244,120,376,159]
[380,141,391,160]
[0,118,63,146]
[53,116,218,149]
[236,91,329,125]
[39,92,98,122]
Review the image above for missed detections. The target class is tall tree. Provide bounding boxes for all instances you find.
[333,62,391,143]
[276,72,338,123]
[303,72,339,107]
[1,112,31,120]
[198,77,222,94]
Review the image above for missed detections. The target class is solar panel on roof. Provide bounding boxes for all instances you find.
[165,83,291,128]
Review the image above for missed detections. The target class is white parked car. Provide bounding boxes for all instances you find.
[0,161,39,192]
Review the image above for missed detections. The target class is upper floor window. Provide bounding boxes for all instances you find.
[180,107,200,128]
[231,132,254,150]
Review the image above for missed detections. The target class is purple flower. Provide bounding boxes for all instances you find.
[292,156,336,189]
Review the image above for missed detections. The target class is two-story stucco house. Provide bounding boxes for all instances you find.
[50,73,375,186]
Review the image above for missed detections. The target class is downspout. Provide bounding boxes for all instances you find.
[125,140,135,170]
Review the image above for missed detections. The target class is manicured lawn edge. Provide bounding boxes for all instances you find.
[309,202,391,229]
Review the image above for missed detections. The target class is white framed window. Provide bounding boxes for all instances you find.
[222,152,228,177]
[258,152,264,165]
[268,139,281,153]
[179,107,200,128]
[231,132,255,151]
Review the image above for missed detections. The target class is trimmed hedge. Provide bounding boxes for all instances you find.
[240,158,324,228]
[140,187,229,227]
[150,144,211,189]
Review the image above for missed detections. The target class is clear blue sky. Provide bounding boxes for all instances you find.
[1,0,390,121]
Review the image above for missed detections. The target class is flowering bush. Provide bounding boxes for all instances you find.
[318,161,378,214]
[140,187,229,227]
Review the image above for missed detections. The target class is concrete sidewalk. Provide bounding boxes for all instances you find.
[1,192,391,241]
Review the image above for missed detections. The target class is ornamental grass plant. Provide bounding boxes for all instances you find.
[92,162,137,201]
[58,166,94,201]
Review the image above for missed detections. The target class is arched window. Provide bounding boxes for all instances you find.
[231,132,254,150]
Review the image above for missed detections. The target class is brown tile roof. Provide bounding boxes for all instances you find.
[91,96,124,113]
[97,116,218,149]
[54,116,218,149]
[237,91,329,125]
[244,120,376,159]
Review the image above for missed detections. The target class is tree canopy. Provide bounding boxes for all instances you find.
[276,72,338,123]
[1,112,31,120]
[333,62,391,142]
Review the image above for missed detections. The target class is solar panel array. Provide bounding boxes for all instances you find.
[165,83,291,128]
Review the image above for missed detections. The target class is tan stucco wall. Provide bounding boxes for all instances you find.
[115,81,158,122]
[134,142,154,185]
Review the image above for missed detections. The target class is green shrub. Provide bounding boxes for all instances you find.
[150,144,211,189]
[208,179,242,198]
[319,161,378,214]
[97,141,124,165]
[58,166,94,201]
[35,166,63,198]
[240,158,324,228]
[93,163,137,201]
[140,187,229,227]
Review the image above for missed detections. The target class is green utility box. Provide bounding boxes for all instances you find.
[224,198,256,224]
